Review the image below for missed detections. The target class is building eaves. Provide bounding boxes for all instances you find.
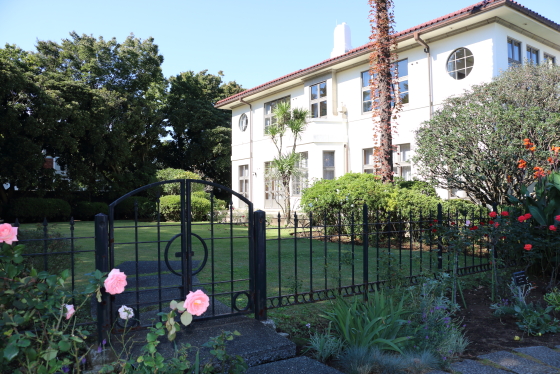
[215,0,559,108]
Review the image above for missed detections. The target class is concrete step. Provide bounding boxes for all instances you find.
[450,359,512,374]
[247,356,344,374]
[101,315,296,369]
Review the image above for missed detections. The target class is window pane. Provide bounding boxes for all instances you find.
[324,170,335,180]
[265,118,271,130]
[363,89,371,102]
[456,58,466,70]
[311,103,318,118]
[364,148,373,165]
[323,152,334,167]
[466,56,474,67]
[508,41,513,60]
[457,70,466,80]
[363,101,372,112]
[310,85,318,100]
[401,166,411,181]
[362,71,371,87]
[265,103,272,115]
[447,61,455,72]
[400,92,409,104]
[400,144,410,161]
[397,59,408,77]
[319,82,327,98]
[455,48,465,59]
[320,101,327,117]
[513,42,520,60]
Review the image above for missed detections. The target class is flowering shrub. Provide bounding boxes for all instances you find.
[0,224,245,374]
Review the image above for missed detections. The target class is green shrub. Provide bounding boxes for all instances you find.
[114,196,156,220]
[191,195,211,221]
[160,195,181,222]
[8,198,71,222]
[73,201,109,221]
[441,199,485,216]
[16,226,74,275]
[155,168,205,195]
[396,179,438,197]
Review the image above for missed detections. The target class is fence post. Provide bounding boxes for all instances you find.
[362,204,369,301]
[253,210,267,321]
[437,203,443,270]
[95,213,110,345]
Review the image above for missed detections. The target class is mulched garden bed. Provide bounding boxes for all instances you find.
[456,280,560,358]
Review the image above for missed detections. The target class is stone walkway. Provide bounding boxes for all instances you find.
[426,346,560,374]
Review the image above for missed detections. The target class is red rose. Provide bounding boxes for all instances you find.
[518,216,525,222]
[550,225,557,231]
[489,212,497,218]
[469,226,478,230]
[501,211,509,217]
[431,229,437,233]
[524,244,532,251]
[488,220,494,224]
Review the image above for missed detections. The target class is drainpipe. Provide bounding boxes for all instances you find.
[331,69,338,116]
[414,32,433,119]
[240,98,253,202]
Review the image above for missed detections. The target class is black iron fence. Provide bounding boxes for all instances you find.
[261,203,500,312]
[6,201,505,342]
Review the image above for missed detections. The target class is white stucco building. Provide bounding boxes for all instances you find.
[215,0,560,212]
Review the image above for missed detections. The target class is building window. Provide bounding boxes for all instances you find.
[508,38,521,66]
[239,113,248,132]
[292,152,308,196]
[362,59,408,113]
[363,148,375,174]
[527,46,539,64]
[446,48,474,80]
[264,162,280,209]
[238,165,249,207]
[544,53,556,65]
[393,143,411,181]
[323,151,335,180]
[310,82,327,118]
[264,96,290,133]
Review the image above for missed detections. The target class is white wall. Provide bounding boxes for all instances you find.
[230,21,560,210]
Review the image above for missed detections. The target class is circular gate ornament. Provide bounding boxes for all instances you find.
[164,232,209,276]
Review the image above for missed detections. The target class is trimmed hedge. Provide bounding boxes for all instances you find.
[114,197,156,220]
[8,198,71,222]
[74,202,109,221]
[160,193,226,222]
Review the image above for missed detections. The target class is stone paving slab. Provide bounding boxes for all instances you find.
[450,359,512,374]
[479,351,559,374]
[246,356,344,374]
[514,346,560,369]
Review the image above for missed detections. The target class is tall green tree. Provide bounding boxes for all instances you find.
[414,63,560,206]
[369,0,400,183]
[35,32,167,195]
[265,101,309,224]
[159,70,244,186]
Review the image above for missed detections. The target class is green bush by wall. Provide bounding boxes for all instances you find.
[74,201,109,221]
[8,198,71,222]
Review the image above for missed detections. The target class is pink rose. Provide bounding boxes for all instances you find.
[118,305,134,320]
[184,290,209,316]
[104,269,127,295]
[0,223,18,245]
[65,304,75,320]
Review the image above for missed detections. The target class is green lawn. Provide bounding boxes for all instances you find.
[17,220,488,309]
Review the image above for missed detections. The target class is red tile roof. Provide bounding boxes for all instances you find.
[216,0,559,108]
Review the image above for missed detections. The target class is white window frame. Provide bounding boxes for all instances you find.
[544,53,556,65]
[526,45,539,64]
[361,59,408,114]
[264,161,281,209]
[291,152,308,196]
[238,165,249,207]
[446,48,474,80]
[393,143,411,181]
[310,81,327,119]
[264,96,290,134]
[363,148,375,174]
[508,38,522,66]
[323,151,335,180]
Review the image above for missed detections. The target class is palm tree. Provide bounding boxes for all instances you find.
[265,101,309,224]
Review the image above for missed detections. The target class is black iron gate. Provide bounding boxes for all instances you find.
[94,179,266,337]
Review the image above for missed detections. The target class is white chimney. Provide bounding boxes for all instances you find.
[330,22,352,58]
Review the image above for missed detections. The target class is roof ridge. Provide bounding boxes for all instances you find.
[216,0,559,107]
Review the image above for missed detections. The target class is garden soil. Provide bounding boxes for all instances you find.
[456,281,560,358]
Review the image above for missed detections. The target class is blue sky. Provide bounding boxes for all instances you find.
[1,0,558,90]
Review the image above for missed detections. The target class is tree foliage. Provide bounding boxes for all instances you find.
[158,70,244,186]
[414,63,560,206]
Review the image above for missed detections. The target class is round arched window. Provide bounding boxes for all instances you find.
[447,48,474,80]
[239,113,248,132]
